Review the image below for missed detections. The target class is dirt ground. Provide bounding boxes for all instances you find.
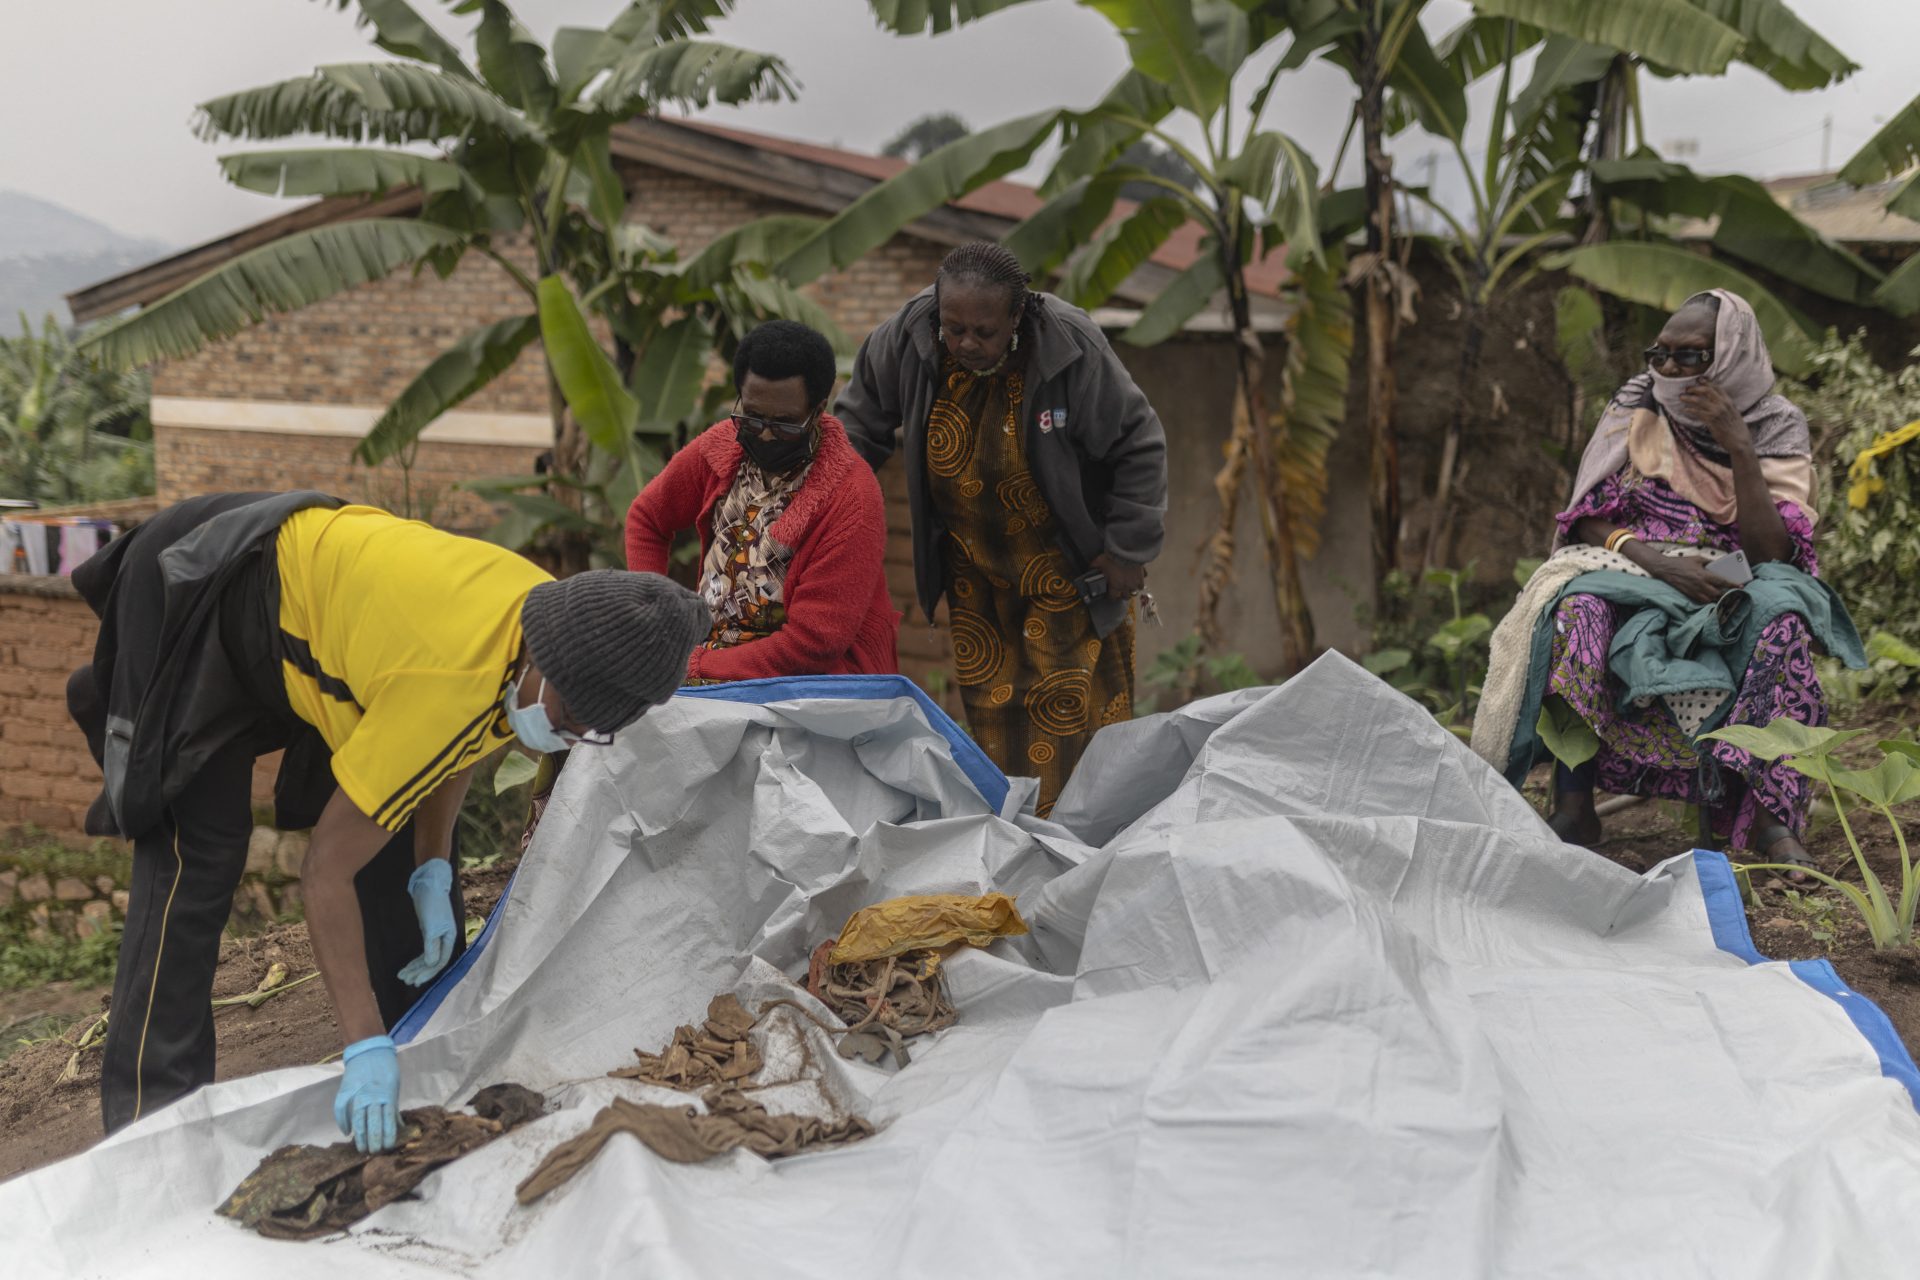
[0,858,517,1183]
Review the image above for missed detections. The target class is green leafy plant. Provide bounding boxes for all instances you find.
[1,315,152,505]
[1703,720,1920,950]
[1779,887,1843,948]
[0,920,123,991]
[0,831,133,887]
[1819,629,1920,710]
[1535,694,1599,769]
[1783,332,1920,647]
[1361,565,1498,734]
[457,748,538,869]
[1137,632,1264,716]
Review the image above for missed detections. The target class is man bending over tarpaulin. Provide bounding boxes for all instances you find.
[66,493,709,1153]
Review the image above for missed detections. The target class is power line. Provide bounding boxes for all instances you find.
[1717,120,1829,165]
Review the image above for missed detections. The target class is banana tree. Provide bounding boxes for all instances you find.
[1396,6,1863,568]
[1456,0,1858,321]
[77,0,814,572]
[1271,0,1469,584]
[0,316,153,506]
[1839,91,1920,316]
[838,0,1355,673]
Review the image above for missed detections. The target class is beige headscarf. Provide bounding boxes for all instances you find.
[1560,289,1814,540]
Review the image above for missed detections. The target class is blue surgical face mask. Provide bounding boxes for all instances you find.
[503,675,569,754]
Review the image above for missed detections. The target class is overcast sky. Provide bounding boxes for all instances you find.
[1,0,1913,250]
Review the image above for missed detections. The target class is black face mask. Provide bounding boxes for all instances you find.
[736,422,814,473]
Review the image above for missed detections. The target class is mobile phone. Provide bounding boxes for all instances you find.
[1072,569,1108,605]
[1704,549,1752,586]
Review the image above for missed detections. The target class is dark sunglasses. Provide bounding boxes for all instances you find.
[1644,345,1715,372]
[732,401,815,440]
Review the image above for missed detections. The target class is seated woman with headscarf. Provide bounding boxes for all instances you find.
[1473,290,1863,873]
[625,319,899,682]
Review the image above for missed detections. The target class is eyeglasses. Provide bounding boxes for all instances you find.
[1644,345,1715,372]
[732,402,814,440]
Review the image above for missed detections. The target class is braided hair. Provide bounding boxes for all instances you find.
[932,241,1046,342]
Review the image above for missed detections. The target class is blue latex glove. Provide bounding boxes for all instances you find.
[397,858,456,988]
[333,1035,399,1153]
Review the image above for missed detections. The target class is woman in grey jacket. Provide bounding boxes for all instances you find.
[836,242,1168,813]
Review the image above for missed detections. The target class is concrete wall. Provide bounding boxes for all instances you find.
[1111,335,1374,673]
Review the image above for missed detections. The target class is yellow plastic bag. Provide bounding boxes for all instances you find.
[826,893,1028,965]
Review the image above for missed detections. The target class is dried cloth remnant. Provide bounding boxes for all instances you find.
[826,892,1028,965]
[516,1093,874,1204]
[610,993,763,1090]
[218,1083,546,1240]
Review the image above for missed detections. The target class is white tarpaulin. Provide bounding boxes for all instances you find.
[6,654,1919,1278]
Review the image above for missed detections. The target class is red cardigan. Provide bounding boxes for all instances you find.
[625,414,899,683]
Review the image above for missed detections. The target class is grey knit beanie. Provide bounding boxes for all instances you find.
[519,570,711,733]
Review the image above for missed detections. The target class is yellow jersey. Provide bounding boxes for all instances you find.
[274,505,551,830]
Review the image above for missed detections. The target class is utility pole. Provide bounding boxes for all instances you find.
[1823,114,1833,172]
[1421,152,1438,234]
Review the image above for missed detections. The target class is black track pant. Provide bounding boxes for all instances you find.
[99,742,464,1134]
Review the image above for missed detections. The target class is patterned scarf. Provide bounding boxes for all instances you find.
[699,454,813,648]
[1562,289,1813,541]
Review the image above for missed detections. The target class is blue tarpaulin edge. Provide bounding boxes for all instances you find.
[393,676,1006,1043]
[1694,848,1920,1110]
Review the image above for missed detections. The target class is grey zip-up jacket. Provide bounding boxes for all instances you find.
[836,288,1167,639]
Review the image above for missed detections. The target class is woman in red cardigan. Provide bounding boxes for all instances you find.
[625,320,899,683]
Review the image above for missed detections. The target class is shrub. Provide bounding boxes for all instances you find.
[0,316,153,505]
[1783,332,1920,644]
[1359,565,1513,736]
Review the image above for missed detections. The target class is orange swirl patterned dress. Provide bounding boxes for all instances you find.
[926,352,1135,816]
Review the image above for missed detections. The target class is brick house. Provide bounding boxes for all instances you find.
[4,118,1373,839]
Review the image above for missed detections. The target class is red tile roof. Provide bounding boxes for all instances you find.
[68,116,1291,322]
[676,119,1290,298]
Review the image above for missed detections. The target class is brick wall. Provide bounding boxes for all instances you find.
[155,427,546,533]
[0,580,105,837]
[0,576,284,844]
[152,238,550,414]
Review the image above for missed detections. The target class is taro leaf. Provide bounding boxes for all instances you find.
[1513,557,1544,588]
[1363,648,1413,677]
[1700,721,1863,762]
[1825,754,1920,809]
[1866,630,1920,667]
[1536,695,1600,769]
[1428,613,1492,661]
[1880,739,1920,767]
[493,750,540,795]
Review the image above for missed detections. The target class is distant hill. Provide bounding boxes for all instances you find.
[0,191,169,330]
